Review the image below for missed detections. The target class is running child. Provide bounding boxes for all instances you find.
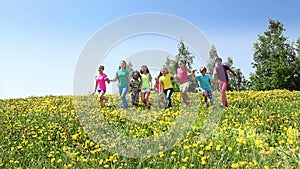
[213,57,236,107]
[109,60,130,109]
[155,71,166,108]
[140,65,152,109]
[130,70,141,106]
[193,66,214,107]
[159,67,175,109]
[175,60,196,105]
[91,65,110,107]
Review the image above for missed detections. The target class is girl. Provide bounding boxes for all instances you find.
[193,67,214,107]
[213,57,236,107]
[130,70,141,106]
[175,60,196,105]
[155,72,166,108]
[109,60,130,109]
[159,67,175,109]
[91,65,110,107]
[140,65,152,109]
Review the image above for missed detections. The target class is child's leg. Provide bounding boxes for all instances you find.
[182,84,189,104]
[141,92,146,104]
[218,82,228,107]
[145,91,151,108]
[164,88,173,108]
[98,91,106,107]
[207,90,214,106]
[119,86,129,109]
[134,92,139,105]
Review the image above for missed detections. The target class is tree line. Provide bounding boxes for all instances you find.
[161,19,300,91]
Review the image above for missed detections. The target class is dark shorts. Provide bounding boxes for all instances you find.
[97,89,106,93]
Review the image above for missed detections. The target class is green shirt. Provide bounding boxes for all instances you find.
[195,74,212,91]
[117,70,129,87]
[141,73,150,89]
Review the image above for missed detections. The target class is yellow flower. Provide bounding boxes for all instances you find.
[51,158,55,163]
[181,157,189,163]
[264,166,269,169]
[57,159,63,163]
[171,151,177,155]
[228,147,233,151]
[216,145,221,151]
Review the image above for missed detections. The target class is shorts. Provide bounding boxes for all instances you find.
[141,88,151,93]
[97,89,106,93]
[179,81,190,91]
[202,90,214,101]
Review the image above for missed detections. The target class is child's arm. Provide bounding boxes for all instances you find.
[229,68,236,76]
[91,80,98,95]
[149,74,153,90]
[109,73,118,82]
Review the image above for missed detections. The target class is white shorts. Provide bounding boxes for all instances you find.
[141,88,151,93]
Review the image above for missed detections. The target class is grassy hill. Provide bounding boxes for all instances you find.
[0,90,299,168]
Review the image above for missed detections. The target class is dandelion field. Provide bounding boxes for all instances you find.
[0,90,299,168]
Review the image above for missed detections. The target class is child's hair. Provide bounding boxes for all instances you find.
[155,71,163,81]
[98,65,105,70]
[118,60,127,70]
[174,60,186,71]
[140,65,150,74]
[200,66,207,73]
[161,67,169,74]
[132,70,141,78]
[215,57,222,62]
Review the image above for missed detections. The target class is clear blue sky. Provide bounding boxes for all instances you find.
[1,0,299,99]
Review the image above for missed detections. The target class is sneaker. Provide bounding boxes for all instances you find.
[107,99,111,106]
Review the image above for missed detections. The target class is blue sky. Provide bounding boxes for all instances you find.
[1,0,299,99]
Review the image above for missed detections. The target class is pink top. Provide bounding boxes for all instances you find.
[95,73,107,90]
[177,68,189,84]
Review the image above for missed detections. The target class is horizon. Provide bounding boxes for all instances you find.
[1,0,299,99]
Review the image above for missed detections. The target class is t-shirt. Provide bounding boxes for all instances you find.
[214,65,230,82]
[141,73,150,89]
[159,73,173,89]
[177,68,189,84]
[116,70,129,87]
[195,74,212,91]
[131,79,140,92]
[95,73,107,90]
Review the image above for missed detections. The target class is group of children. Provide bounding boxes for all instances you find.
[92,57,236,109]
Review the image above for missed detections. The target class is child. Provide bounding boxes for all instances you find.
[159,67,175,109]
[92,65,110,107]
[109,60,130,109]
[155,72,166,108]
[213,57,236,107]
[140,65,152,109]
[193,67,214,107]
[130,71,141,106]
[175,60,196,105]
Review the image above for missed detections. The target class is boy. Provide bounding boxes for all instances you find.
[213,57,236,107]
[193,67,214,107]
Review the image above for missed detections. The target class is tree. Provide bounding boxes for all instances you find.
[250,19,300,90]
[224,57,248,91]
[206,45,219,91]
[163,40,197,92]
[127,60,134,77]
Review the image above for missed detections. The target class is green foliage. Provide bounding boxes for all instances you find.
[163,40,197,92]
[250,19,300,90]
[225,57,248,91]
[206,45,220,91]
[127,60,134,76]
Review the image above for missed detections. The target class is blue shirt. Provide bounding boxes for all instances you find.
[195,74,212,91]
